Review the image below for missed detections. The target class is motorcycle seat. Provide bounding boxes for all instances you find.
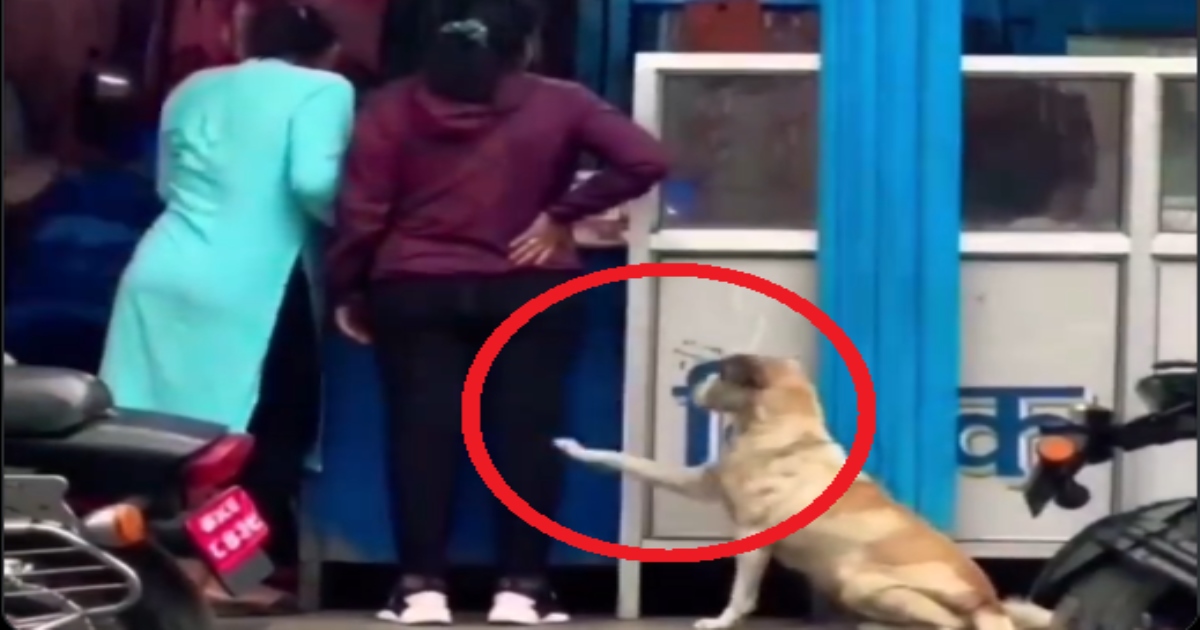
[2,366,114,436]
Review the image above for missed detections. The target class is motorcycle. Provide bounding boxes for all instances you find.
[1023,360,1197,630]
[3,363,274,629]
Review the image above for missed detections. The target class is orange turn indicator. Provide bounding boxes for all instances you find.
[1036,436,1078,464]
[111,504,147,547]
[82,503,148,548]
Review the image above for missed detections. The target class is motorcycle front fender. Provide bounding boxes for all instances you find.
[1030,498,1197,605]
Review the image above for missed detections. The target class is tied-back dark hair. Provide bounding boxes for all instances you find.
[243,2,338,62]
[420,0,541,104]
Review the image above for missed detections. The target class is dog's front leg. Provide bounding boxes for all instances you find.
[695,538,771,629]
[554,439,720,501]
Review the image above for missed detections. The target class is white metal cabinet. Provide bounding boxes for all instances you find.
[619,54,1196,618]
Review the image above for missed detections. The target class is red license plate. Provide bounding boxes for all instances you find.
[184,486,270,575]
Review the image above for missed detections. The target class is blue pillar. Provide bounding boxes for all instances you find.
[817,0,963,530]
[574,0,606,94]
[604,0,634,106]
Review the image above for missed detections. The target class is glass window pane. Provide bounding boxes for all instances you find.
[963,77,1126,231]
[658,74,819,229]
[1068,37,1196,58]
[1161,79,1197,233]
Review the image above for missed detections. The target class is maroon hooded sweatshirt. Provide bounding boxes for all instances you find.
[326,73,669,307]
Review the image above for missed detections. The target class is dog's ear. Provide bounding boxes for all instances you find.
[720,354,767,389]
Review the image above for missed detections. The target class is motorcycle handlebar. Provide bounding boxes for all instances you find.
[1023,402,1196,516]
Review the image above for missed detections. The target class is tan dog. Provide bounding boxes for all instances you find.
[556,354,1055,630]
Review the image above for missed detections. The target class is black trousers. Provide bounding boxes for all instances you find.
[240,265,321,568]
[369,271,584,580]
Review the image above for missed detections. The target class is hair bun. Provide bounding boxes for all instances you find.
[290,2,311,21]
[438,19,489,46]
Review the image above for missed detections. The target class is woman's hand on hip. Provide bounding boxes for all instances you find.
[509,213,573,266]
[335,304,371,345]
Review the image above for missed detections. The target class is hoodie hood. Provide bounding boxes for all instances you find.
[407,73,538,140]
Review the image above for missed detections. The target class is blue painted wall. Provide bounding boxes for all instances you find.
[4,164,162,372]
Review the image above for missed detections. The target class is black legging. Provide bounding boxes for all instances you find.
[240,264,321,569]
[368,270,584,580]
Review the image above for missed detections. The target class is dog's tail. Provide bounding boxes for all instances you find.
[999,598,1056,630]
[971,604,1018,630]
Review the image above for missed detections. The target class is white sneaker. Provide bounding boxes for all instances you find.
[376,589,452,626]
[487,578,570,625]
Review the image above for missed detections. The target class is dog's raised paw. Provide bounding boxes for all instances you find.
[553,438,589,459]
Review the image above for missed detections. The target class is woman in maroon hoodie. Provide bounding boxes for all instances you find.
[326,0,668,624]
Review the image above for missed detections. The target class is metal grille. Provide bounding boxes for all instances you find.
[4,477,141,628]
[4,520,142,630]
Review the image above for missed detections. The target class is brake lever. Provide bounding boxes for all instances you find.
[1023,462,1061,517]
[1023,411,1101,516]
[1023,438,1088,516]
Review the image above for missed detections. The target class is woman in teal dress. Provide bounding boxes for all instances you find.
[99,3,353,611]
[101,3,352,432]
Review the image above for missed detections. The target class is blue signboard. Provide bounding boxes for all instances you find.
[957,386,1086,482]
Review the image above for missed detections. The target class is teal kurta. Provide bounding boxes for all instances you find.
[100,59,354,431]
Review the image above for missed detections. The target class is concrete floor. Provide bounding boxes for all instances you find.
[218,616,807,630]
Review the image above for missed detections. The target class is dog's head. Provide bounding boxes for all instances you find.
[694,353,827,434]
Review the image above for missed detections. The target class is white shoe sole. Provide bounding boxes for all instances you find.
[376,609,453,625]
[376,590,453,626]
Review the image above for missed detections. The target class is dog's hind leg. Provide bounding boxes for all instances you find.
[882,564,1024,630]
[553,438,720,500]
[839,576,969,630]
[695,540,772,629]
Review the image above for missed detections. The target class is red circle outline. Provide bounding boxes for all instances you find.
[462,262,876,562]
